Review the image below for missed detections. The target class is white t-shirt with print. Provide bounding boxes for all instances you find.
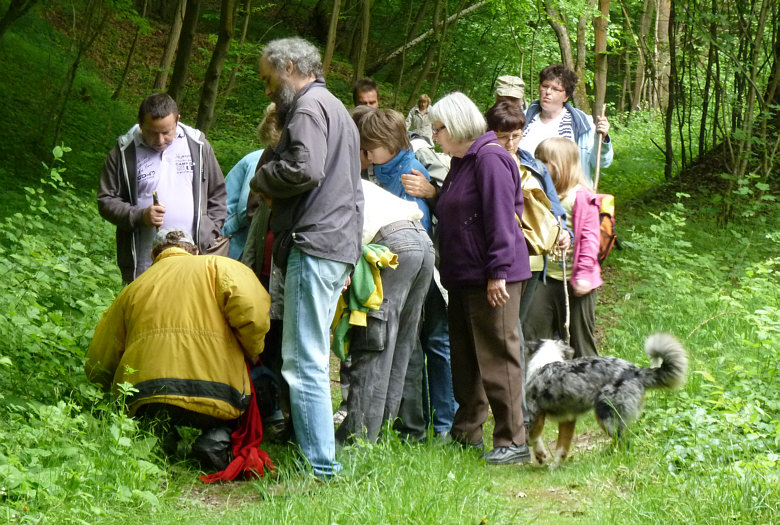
[134,125,195,273]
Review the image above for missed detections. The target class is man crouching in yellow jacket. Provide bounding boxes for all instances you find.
[86,228,271,470]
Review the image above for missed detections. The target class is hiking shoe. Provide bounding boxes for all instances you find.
[192,426,233,471]
[482,444,531,465]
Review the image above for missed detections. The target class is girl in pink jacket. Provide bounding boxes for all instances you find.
[523,137,602,356]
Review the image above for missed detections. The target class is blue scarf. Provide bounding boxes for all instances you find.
[373,149,432,232]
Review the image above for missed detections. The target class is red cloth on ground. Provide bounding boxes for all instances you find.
[200,364,275,483]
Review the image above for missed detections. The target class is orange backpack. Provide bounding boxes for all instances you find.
[597,193,618,265]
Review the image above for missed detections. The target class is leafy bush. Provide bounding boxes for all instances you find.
[0,147,166,522]
[0,145,120,402]
[601,193,780,522]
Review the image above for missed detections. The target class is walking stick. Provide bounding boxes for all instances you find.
[152,190,160,231]
[592,106,606,192]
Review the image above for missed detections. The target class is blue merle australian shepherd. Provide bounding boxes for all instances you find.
[524,333,688,467]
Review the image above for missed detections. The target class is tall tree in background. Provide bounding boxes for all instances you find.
[543,0,590,110]
[323,0,341,75]
[196,0,238,132]
[592,0,609,119]
[221,0,255,101]
[653,0,670,110]
[352,0,371,81]
[630,0,654,111]
[405,0,444,107]
[0,0,39,39]
[153,0,186,91]
[112,0,149,100]
[168,0,200,103]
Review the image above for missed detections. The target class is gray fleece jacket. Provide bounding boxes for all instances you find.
[251,77,363,269]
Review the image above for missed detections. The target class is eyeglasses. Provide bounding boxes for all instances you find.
[495,131,523,143]
[432,125,446,136]
[540,83,566,94]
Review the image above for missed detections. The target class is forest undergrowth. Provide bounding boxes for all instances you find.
[0,126,777,523]
[1,5,778,523]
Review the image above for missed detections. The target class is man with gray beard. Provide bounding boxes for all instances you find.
[251,37,363,478]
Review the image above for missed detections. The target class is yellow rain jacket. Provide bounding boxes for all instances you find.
[86,248,271,420]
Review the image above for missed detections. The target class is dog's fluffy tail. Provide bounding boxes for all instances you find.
[641,333,688,390]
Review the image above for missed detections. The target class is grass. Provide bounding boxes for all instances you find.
[1,4,778,524]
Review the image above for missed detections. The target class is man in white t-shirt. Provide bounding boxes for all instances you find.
[98,93,226,283]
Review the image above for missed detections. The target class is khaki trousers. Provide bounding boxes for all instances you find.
[448,281,526,447]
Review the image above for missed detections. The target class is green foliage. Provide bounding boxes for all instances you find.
[0,396,164,523]
[599,193,780,523]
[0,145,120,403]
[0,147,167,523]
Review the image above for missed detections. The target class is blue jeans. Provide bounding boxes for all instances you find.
[421,283,458,433]
[282,247,351,477]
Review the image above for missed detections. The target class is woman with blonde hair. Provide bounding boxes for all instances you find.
[406,93,433,142]
[524,137,602,356]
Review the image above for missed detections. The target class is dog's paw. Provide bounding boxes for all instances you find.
[550,448,567,468]
[531,446,549,465]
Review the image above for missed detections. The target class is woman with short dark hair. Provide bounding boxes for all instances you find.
[520,64,613,185]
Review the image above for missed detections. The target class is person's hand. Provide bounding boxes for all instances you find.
[143,203,166,227]
[595,115,610,137]
[401,169,436,199]
[557,229,572,251]
[572,279,592,297]
[342,274,352,293]
[487,278,509,307]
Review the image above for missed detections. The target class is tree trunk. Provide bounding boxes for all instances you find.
[618,33,630,116]
[0,0,39,39]
[392,0,422,108]
[352,0,370,82]
[322,0,341,75]
[430,0,466,99]
[592,0,609,119]
[112,0,148,100]
[654,0,671,111]
[698,0,717,159]
[405,0,444,107]
[168,0,201,104]
[153,0,186,91]
[221,0,252,100]
[544,2,575,71]
[662,0,675,180]
[572,0,593,112]
[766,24,780,134]
[630,0,654,111]
[365,0,487,76]
[195,0,237,133]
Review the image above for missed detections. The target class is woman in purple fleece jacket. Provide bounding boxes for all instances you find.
[430,92,531,465]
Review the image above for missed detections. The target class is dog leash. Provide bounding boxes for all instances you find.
[557,217,571,345]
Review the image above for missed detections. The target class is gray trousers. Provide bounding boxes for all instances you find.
[335,224,434,443]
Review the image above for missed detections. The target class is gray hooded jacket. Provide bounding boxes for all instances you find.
[97,123,226,283]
